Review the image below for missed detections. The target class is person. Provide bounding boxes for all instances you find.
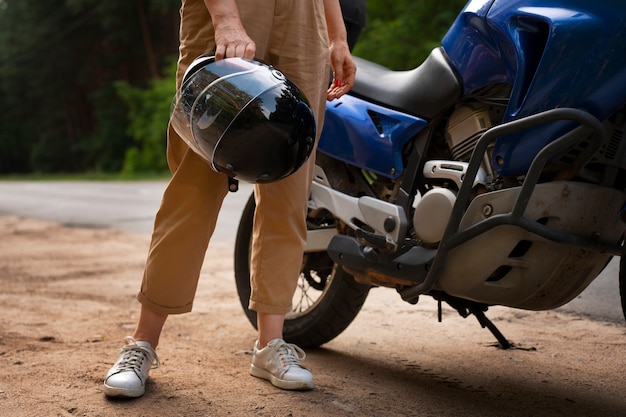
[103,0,356,398]
[339,0,367,50]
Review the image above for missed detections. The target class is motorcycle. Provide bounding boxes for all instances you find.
[234,0,626,349]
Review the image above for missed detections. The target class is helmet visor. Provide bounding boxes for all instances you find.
[170,58,294,168]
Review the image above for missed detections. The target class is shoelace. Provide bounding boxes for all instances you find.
[275,341,306,368]
[116,336,160,373]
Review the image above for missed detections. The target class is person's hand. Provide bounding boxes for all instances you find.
[327,40,356,101]
[212,17,256,60]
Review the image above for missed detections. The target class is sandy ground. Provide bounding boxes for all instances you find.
[0,214,625,417]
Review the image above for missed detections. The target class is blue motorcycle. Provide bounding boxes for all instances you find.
[235,0,626,348]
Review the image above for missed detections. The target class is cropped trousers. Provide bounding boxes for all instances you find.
[137,0,330,315]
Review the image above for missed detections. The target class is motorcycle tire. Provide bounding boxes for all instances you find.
[234,193,371,348]
[619,256,626,320]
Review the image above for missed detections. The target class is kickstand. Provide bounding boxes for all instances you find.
[431,293,513,349]
[469,305,511,349]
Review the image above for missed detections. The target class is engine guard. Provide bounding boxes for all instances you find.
[435,181,625,310]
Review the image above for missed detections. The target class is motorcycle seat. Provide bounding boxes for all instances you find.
[350,47,462,119]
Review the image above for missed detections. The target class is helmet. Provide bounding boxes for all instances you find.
[169,55,316,183]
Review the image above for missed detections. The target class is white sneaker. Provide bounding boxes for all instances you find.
[250,338,314,390]
[103,336,159,398]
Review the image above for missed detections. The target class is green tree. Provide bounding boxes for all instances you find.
[0,0,179,174]
[115,59,177,176]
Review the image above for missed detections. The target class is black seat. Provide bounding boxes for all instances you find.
[350,47,462,119]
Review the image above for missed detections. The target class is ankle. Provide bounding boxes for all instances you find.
[257,313,285,349]
[133,306,168,348]
[131,333,158,349]
[257,337,282,350]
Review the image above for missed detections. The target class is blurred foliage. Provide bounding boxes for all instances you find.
[0,0,468,175]
[0,0,179,175]
[353,0,467,69]
[115,59,177,176]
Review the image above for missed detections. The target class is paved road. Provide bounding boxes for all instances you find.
[0,180,252,239]
[0,180,623,324]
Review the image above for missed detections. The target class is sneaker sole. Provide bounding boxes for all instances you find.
[250,365,314,391]
[103,383,145,398]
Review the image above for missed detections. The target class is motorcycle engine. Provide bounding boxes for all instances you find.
[412,103,492,245]
[412,187,456,244]
[445,102,492,163]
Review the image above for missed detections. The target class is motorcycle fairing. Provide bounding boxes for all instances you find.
[442,0,626,176]
[317,95,427,179]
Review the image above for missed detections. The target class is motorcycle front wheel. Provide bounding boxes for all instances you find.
[234,193,371,348]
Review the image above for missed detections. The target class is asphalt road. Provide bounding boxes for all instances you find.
[0,180,250,238]
[0,180,623,324]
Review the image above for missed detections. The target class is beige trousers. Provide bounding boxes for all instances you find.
[137,0,330,315]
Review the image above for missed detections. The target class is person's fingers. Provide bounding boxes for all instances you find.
[333,70,344,86]
[343,72,355,89]
[328,57,356,100]
[235,43,256,59]
[327,84,345,101]
[243,43,256,59]
[214,44,226,60]
[216,42,255,60]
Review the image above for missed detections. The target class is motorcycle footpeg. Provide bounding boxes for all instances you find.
[327,234,437,283]
[355,228,394,253]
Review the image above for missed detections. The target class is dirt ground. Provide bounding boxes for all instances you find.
[0,214,625,417]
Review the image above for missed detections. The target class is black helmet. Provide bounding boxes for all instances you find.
[170,55,316,183]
